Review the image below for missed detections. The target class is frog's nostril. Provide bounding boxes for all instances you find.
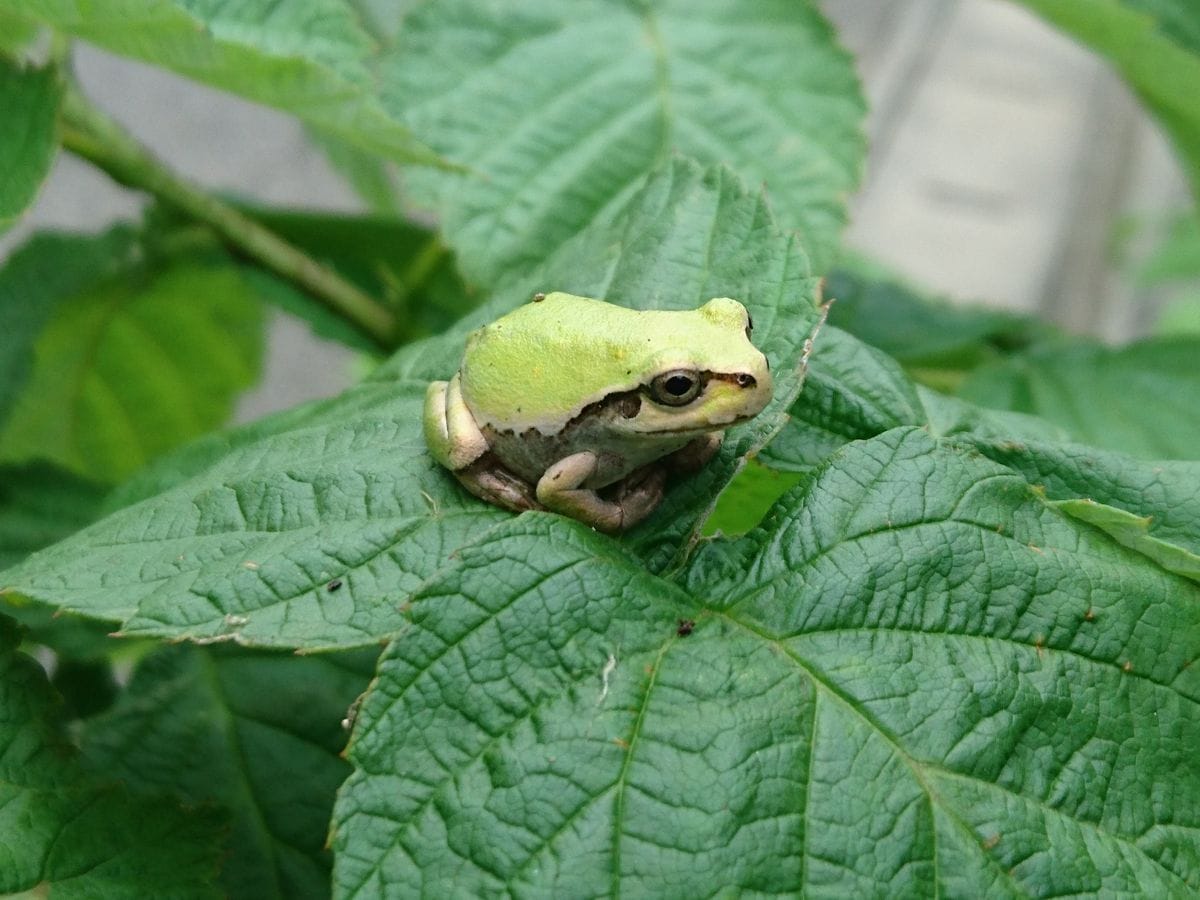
[736,374,756,389]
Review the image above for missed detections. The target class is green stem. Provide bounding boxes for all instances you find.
[58,85,397,349]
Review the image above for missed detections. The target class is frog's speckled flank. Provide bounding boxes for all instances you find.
[423,292,772,533]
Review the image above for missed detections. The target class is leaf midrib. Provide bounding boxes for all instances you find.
[720,610,1191,894]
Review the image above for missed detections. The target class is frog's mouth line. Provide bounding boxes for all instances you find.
[628,407,765,435]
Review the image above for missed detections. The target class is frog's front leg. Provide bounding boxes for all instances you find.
[537,452,665,533]
[425,375,538,512]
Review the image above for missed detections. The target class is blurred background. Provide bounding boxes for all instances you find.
[1,0,1194,420]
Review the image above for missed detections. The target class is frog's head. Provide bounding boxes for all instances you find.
[619,297,773,436]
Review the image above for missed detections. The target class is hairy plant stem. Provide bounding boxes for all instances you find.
[58,85,397,349]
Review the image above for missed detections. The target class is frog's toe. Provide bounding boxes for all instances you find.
[538,453,665,533]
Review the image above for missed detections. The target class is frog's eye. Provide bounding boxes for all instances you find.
[650,370,702,406]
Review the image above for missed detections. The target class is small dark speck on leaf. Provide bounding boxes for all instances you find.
[1084,608,1095,621]
[327,579,343,592]
[613,737,630,749]
[677,619,695,637]
[982,833,1001,850]
[1123,661,1134,673]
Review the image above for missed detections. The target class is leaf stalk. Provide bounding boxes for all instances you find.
[58,84,398,349]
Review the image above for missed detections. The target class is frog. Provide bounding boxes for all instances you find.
[423,291,773,533]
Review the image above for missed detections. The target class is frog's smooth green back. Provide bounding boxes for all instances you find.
[459,293,761,433]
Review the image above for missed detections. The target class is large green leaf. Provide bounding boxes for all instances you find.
[764,319,1200,564]
[1055,497,1200,582]
[0,0,437,164]
[1011,0,1200,201]
[0,615,224,897]
[961,434,1200,558]
[761,324,1069,473]
[958,336,1200,459]
[383,0,865,280]
[0,160,820,648]
[0,228,140,432]
[0,58,60,234]
[0,231,265,483]
[332,428,1200,896]
[81,643,377,900]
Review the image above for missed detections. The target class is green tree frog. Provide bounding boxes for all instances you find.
[423,292,773,532]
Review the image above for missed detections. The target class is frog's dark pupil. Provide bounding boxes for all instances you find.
[666,375,694,396]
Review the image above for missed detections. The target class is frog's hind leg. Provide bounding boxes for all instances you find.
[423,375,488,470]
[455,457,541,513]
[425,375,540,512]
[538,452,666,533]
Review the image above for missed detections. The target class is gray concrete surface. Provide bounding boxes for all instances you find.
[2,0,1192,420]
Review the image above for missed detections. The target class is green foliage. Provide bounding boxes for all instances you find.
[81,643,377,900]
[0,228,265,483]
[0,228,139,428]
[959,336,1200,458]
[242,208,477,350]
[3,0,1200,896]
[0,463,104,572]
[1055,497,1200,581]
[383,0,865,279]
[703,460,804,536]
[0,58,60,234]
[0,615,225,897]
[825,258,1045,387]
[0,0,435,164]
[2,160,821,646]
[1137,213,1200,335]
[333,436,1200,896]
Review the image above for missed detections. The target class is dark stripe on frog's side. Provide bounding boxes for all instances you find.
[481,388,693,489]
